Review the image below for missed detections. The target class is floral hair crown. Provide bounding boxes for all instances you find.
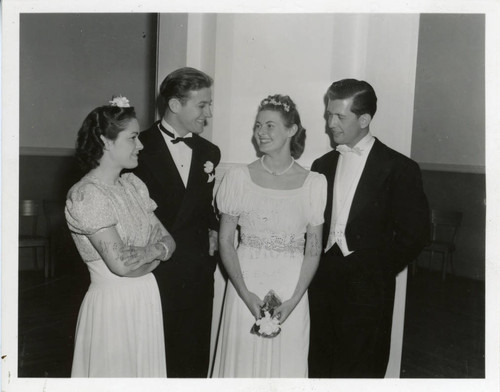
[109,95,131,108]
[260,97,290,113]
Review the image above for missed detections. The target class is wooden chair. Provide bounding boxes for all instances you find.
[19,200,51,278]
[413,209,462,281]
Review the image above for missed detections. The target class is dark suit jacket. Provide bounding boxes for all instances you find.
[311,138,430,277]
[134,122,221,311]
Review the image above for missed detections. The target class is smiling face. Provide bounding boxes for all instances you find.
[326,97,370,147]
[106,118,143,170]
[170,87,212,136]
[253,110,295,155]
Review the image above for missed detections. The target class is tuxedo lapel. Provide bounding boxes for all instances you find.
[173,135,207,229]
[348,139,388,224]
[149,129,186,192]
[140,126,187,230]
[185,135,204,190]
[323,152,340,243]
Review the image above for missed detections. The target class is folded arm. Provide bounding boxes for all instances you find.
[148,214,176,261]
[88,218,175,277]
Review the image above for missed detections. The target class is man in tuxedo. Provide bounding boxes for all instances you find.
[308,79,429,378]
[134,67,221,377]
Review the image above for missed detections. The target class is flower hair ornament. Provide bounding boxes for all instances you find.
[109,95,131,108]
[260,98,290,112]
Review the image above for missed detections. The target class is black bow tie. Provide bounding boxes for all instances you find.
[158,123,195,149]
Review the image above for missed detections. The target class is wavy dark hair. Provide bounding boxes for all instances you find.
[326,78,377,118]
[257,94,306,159]
[159,67,213,108]
[75,105,136,172]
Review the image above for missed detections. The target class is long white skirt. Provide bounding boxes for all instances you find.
[71,271,166,377]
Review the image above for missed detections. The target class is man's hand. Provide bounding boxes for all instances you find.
[208,229,218,256]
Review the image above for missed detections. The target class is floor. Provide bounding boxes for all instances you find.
[17,264,484,378]
[400,267,485,378]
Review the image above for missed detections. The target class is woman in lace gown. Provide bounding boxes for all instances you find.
[213,95,327,377]
[65,97,176,377]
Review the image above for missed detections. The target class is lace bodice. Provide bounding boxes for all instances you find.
[65,172,158,263]
[216,165,327,254]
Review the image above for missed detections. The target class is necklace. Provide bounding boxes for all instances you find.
[260,156,295,176]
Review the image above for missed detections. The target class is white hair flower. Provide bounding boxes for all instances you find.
[260,97,290,112]
[109,95,131,108]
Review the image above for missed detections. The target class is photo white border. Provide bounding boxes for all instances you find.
[2,1,500,391]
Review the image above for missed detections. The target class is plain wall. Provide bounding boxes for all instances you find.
[20,13,158,151]
[411,14,485,171]
[210,14,420,167]
[411,14,486,279]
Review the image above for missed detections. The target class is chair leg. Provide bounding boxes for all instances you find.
[44,244,50,279]
[32,248,39,270]
[50,239,56,277]
[449,253,455,276]
[442,252,448,281]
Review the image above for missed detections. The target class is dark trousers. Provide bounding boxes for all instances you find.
[162,297,213,378]
[308,245,395,378]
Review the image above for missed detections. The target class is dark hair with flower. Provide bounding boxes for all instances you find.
[75,96,136,172]
[257,94,307,159]
[159,67,213,108]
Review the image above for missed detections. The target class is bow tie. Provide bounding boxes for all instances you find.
[336,144,362,156]
[158,123,195,149]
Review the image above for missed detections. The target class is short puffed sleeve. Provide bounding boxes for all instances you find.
[121,172,158,213]
[215,166,245,216]
[65,181,118,235]
[307,172,327,227]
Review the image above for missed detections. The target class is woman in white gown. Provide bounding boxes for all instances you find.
[65,96,176,377]
[213,94,327,377]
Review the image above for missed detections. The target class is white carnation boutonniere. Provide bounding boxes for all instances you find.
[204,161,216,183]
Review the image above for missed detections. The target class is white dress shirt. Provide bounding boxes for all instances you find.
[159,120,193,187]
[325,132,375,256]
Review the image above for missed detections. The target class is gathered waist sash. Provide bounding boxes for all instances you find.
[239,231,305,254]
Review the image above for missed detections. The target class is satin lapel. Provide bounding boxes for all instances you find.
[347,139,388,224]
[185,135,205,191]
[323,153,339,240]
[147,127,185,196]
[173,135,206,229]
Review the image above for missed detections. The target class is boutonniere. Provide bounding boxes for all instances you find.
[204,161,216,183]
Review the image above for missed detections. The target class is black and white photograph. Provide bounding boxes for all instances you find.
[2,0,499,391]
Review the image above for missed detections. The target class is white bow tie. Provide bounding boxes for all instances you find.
[336,145,362,156]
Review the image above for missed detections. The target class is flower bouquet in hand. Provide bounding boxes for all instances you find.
[250,290,282,338]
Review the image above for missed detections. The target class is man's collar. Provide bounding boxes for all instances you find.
[161,119,193,139]
[353,132,374,150]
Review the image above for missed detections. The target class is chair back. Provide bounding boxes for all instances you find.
[430,209,462,244]
[20,200,44,236]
